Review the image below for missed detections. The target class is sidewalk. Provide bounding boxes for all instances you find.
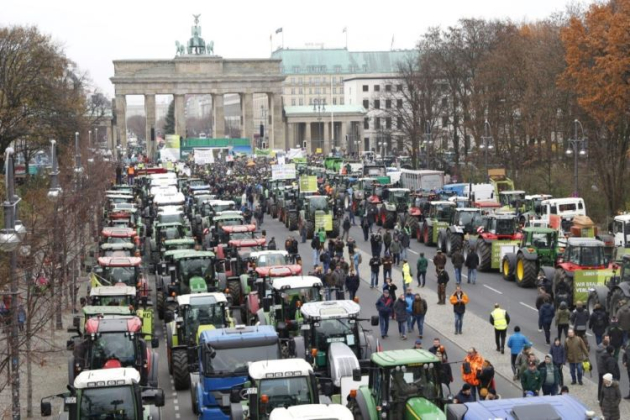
[350,244,629,417]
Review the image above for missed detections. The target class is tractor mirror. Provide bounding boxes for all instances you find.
[169,266,176,282]
[370,316,379,326]
[73,316,81,329]
[321,381,333,396]
[352,368,362,382]
[230,388,242,403]
[151,337,160,348]
[66,339,75,350]
[262,297,272,313]
[164,311,174,323]
[40,401,52,417]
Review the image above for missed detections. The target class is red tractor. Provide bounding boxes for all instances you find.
[91,257,149,303]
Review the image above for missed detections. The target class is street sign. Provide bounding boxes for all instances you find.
[271,164,296,180]
[315,213,333,231]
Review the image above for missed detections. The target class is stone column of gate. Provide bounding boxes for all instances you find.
[174,94,186,139]
[115,94,128,149]
[287,123,295,149]
[340,121,348,154]
[323,121,331,156]
[357,121,364,153]
[144,94,156,160]
[212,93,225,138]
[305,122,312,153]
[106,125,113,155]
[240,93,254,142]
[268,93,285,150]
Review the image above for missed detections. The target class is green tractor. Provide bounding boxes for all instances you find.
[378,188,411,229]
[436,207,482,255]
[165,292,234,390]
[298,195,340,239]
[346,349,447,420]
[501,227,559,287]
[277,186,299,230]
[148,222,189,269]
[419,201,456,246]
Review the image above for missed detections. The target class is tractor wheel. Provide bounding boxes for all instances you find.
[172,349,190,390]
[447,232,463,256]
[515,254,537,288]
[306,221,315,239]
[609,289,626,318]
[553,269,573,308]
[587,293,600,316]
[385,211,396,229]
[425,225,434,246]
[331,220,340,238]
[501,254,516,281]
[191,382,199,415]
[477,241,491,271]
[288,212,298,231]
[156,290,165,320]
[284,211,290,228]
[406,215,419,239]
[271,204,277,218]
[228,279,242,305]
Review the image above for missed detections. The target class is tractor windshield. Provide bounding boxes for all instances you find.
[103,267,138,286]
[494,219,516,235]
[278,288,321,319]
[213,204,234,212]
[314,318,356,351]
[257,254,290,267]
[229,232,255,241]
[258,376,313,413]
[178,258,213,279]
[79,386,137,420]
[185,303,225,337]
[96,295,134,307]
[435,205,454,222]
[567,246,605,267]
[388,364,441,401]
[526,233,554,249]
[89,333,138,368]
[456,211,479,227]
[308,197,328,211]
[217,218,243,227]
[158,213,183,224]
[105,238,133,246]
[392,190,410,201]
[160,226,184,241]
[211,344,280,374]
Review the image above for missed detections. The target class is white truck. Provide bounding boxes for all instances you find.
[400,169,445,191]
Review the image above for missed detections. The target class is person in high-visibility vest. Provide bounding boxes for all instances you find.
[127,164,135,186]
[489,303,510,354]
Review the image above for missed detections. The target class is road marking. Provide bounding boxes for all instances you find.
[483,284,503,295]
[172,392,177,397]
[408,249,419,255]
[520,301,537,311]
[174,400,178,405]
[586,332,593,337]
[175,414,181,419]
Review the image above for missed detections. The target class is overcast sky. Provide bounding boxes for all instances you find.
[2,0,586,101]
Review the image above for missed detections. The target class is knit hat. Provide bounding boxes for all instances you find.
[415,339,422,345]
[462,384,471,390]
[606,345,615,354]
[603,373,613,382]
[545,354,553,362]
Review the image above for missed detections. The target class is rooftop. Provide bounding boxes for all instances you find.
[371,349,440,367]
[248,358,313,380]
[74,367,140,389]
[284,105,366,117]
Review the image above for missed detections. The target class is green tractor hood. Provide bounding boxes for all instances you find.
[189,276,208,294]
[405,397,445,420]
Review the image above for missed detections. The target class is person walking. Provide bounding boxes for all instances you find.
[126,164,135,185]
[376,290,393,339]
[383,278,398,309]
[361,216,370,241]
[589,304,609,346]
[410,292,428,339]
[394,294,409,340]
[310,234,321,266]
[369,255,382,289]
[489,303,510,354]
[382,253,393,282]
[383,229,392,254]
[596,337,612,397]
[507,326,532,377]
[402,259,413,294]
[345,267,360,301]
[115,164,123,185]
[521,362,542,396]
[416,252,428,287]
[602,345,621,383]
[622,350,630,399]
[476,360,496,399]
[437,267,449,305]
[433,250,446,274]
[461,347,485,401]
[556,301,571,341]
[539,354,561,396]
[600,373,621,420]
[617,300,630,348]
[465,247,479,285]
[436,348,453,393]
[17,304,26,333]
[451,248,465,285]
[570,301,590,347]
[549,337,566,386]
[450,285,469,335]
[565,328,589,385]
[514,345,533,381]
[538,298,555,344]
[404,288,414,333]
[390,236,401,266]
[342,216,351,241]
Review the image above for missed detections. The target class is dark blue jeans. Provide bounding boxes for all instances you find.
[454,312,464,334]
[379,314,390,337]
[410,315,425,336]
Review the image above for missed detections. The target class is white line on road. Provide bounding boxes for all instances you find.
[408,249,419,255]
[176,414,181,419]
[586,332,593,337]
[174,400,178,405]
[483,284,503,295]
[520,301,538,311]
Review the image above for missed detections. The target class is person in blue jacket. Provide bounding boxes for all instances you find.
[507,326,532,377]
[538,298,556,345]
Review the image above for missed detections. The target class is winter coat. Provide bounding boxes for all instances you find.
[450,291,469,314]
[332,268,345,288]
[405,293,415,314]
[461,354,484,386]
[433,253,447,269]
[343,218,351,231]
[390,240,401,254]
[416,257,428,273]
[555,307,571,326]
[411,298,428,316]
[345,274,360,293]
[402,262,412,284]
[549,343,566,365]
[564,335,588,363]
[538,362,560,387]
[401,231,410,248]
[476,366,495,390]
[600,381,621,420]
[571,307,590,331]
[451,251,465,269]
[607,324,625,348]
[465,252,479,269]
[520,368,542,393]
[535,291,552,310]
[589,308,609,336]
[383,231,392,246]
[602,352,621,380]
[616,305,630,331]
[376,296,393,317]
[369,257,381,273]
[596,343,609,373]
[538,302,555,325]
[437,270,450,285]
[439,362,453,385]
[383,283,397,300]
[507,333,532,356]
[393,298,409,322]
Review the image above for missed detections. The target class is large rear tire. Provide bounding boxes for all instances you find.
[477,240,491,271]
[156,290,165,320]
[515,254,537,288]
[384,211,396,229]
[425,225,434,246]
[289,212,298,231]
[502,254,516,281]
[437,231,447,252]
[306,221,315,239]
[228,279,242,305]
[447,232,463,256]
[271,204,277,219]
[331,220,340,238]
[610,289,626,318]
[172,349,190,390]
[406,215,419,239]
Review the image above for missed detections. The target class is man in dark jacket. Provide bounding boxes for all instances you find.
[465,249,479,285]
[437,267,449,305]
[345,269,360,300]
[571,301,590,347]
[342,217,351,241]
[369,256,382,289]
[600,373,621,420]
[416,253,428,287]
[539,354,560,396]
[521,362,542,396]
[383,230,392,254]
[589,303,610,346]
[602,345,621,382]
[433,250,447,274]
[451,248,465,285]
[376,290,393,338]
[615,300,630,347]
[538,298,555,344]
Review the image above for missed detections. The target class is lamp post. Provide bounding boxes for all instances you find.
[313,98,326,154]
[479,120,494,180]
[95,127,99,146]
[88,130,92,148]
[0,147,23,420]
[565,119,587,197]
[47,140,63,329]
[377,130,388,162]
[424,123,434,170]
[259,105,267,149]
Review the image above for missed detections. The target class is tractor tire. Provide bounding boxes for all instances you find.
[437,231,447,252]
[477,241,491,271]
[425,225,434,246]
[156,290,165,320]
[191,382,199,415]
[587,293,600,316]
[288,212,298,231]
[609,289,626,318]
[331,220,340,238]
[501,254,516,281]
[515,254,537,288]
[446,232,463,256]
[306,221,315,239]
[284,210,290,228]
[271,204,277,218]
[384,211,396,229]
[228,279,242,305]
[553,269,573,308]
[172,349,190,390]
[406,215,419,239]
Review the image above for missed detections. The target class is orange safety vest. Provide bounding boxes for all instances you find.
[127,166,135,176]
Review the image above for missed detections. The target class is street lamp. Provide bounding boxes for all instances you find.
[47,140,62,202]
[565,119,587,197]
[479,119,494,180]
[424,123,434,170]
[88,130,92,148]
[377,130,388,161]
[260,105,267,149]
[313,98,326,154]
[47,139,63,330]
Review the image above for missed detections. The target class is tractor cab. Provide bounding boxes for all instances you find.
[480,214,520,238]
[99,242,136,258]
[88,285,137,307]
[156,210,188,226]
[99,227,139,248]
[155,222,187,243]
[163,237,196,253]
[91,257,144,292]
[170,251,217,296]
[451,208,482,233]
[215,224,258,248]
[498,190,526,211]
[428,201,456,223]
[560,238,608,269]
[387,188,411,212]
[612,214,630,262]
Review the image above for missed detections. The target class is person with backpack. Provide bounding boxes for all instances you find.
[589,303,610,346]
[361,217,370,241]
[539,298,555,344]
[571,301,590,349]
[376,290,394,338]
[310,234,321,265]
[556,301,571,341]
[342,217,351,241]
[320,249,331,274]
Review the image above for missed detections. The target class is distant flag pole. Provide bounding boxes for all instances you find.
[276,27,284,49]
[343,27,347,49]
[391,34,395,50]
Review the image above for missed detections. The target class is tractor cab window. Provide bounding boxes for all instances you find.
[277,288,320,319]
[106,237,133,246]
[526,233,553,249]
[209,344,280,375]
[434,205,454,222]
[219,218,243,227]
[492,219,515,235]
[229,231,255,241]
[622,259,630,282]
[314,318,356,352]
[455,211,478,227]
[178,258,213,280]
[79,386,137,420]
[185,303,225,335]
[104,266,137,285]
[98,295,133,307]
[258,376,312,413]
[579,246,603,267]
[213,204,234,213]
[257,254,289,267]
[389,364,439,401]
[308,197,328,211]
[89,333,138,368]
[158,213,183,224]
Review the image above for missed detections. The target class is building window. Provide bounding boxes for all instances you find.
[397,99,403,108]
[333,77,337,83]
[309,77,313,84]
[333,98,337,105]
[323,88,326,94]
[309,88,312,94]
[442,116,449,127]
[335,65,342,73]
[299,77,303,85]
[385,99,391,109]
[291,88,295,94]
[291,99,296,106]
[299,98,303,105]
[374,100,380,109]
[363,99,369,109]
[375,117,381,128]
[386,118,392,129]
[341,97,344,105]
[364,118,370,129]
[333,87,337,94]
[293,66,301,73]
[309,98,313,105]
[299,87,303,94]
[374,85,380,92]
[396,84,402,92]
[364,137,370,151]
[363,85,369,92]
[397,117,403,129]
[322,77,327,84]
[385,84,391,92]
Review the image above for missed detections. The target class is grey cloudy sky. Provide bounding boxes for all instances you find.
[2,0,585,100]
